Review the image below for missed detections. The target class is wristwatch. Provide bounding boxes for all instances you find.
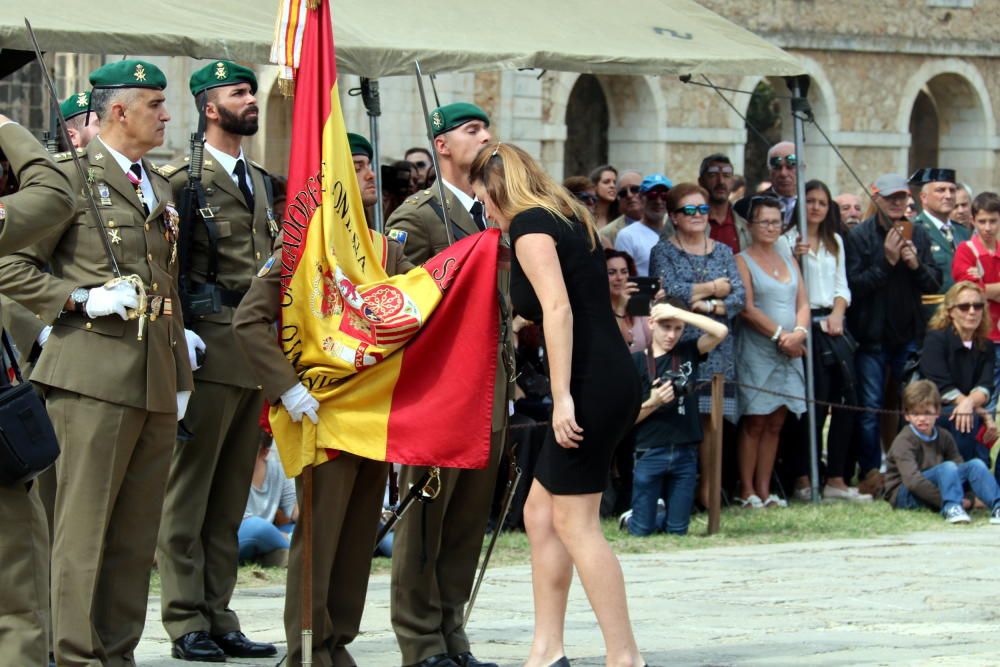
[70,287,89,313]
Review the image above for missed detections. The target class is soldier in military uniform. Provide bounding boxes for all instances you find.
[0,61,194,667]
[910,167,969,319]
[154,60,279,663]
[0,114,76,667]
[385,103,510,667]
[234,132,412,667]
[62,90,101,150]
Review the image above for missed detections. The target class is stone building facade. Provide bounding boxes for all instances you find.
[4,0,999,197]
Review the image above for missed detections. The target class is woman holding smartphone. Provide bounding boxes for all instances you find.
[472,143,644,667]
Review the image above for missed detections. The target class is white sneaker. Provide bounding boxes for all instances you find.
[944,505,971,524]
[990,506,1000,525]
[823,485,873,503]
[618,509,632,531]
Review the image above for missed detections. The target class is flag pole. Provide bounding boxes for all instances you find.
[300,464,314,666]
[414,60,454,246]
[360,77,384,233]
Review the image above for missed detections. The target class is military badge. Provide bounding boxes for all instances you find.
[0,202,6,222]
[387,229,408,247]
[257,255,276,277]
[214,62,227,80]
[108,228,122,245]
[133,63,147,82]
[266,207,279,237]
[76,92,88,107]
[97,182,112,206]
[164,203,180,264]
[431,110,444,131]
[93,152,104,161]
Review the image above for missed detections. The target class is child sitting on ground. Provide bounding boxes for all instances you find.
[623,299,728,536]
[884,380,1000,524]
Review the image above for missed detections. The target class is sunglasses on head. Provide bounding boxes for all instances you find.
[953,302,986,312]
[674,204,710,216]
[617,185,641,198]
[768,154,798,169]
[574,192,598,204]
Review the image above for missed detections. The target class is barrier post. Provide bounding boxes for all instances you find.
[707,373,724,535]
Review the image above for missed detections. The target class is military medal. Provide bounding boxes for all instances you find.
[164,203,180,264]
[108,228,122,245]
[0,202,6,222]
[266,207,279,237]
[97,182,113,206]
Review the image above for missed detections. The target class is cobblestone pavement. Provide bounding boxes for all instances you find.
[137,527,1000,666]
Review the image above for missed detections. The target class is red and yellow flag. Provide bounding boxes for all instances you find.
[269,0,499,478]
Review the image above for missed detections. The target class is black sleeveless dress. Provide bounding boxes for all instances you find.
[509,207,641,495]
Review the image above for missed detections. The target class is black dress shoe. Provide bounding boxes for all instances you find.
[549,658,571,667]
[451,652,500,667]
[404,653,461,667]
[212,630,278,658]
[171,631,226,662]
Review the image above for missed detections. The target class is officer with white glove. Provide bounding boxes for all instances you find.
[280,383,320,424]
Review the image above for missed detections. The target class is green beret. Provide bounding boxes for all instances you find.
[189,60,258,96]
[348,133,372,160]
[89,60,166,90]
[429,102,490,137]
[60,91,91,120]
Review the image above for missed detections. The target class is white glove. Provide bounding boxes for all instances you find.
[280,383,319,424]
[184,329,207,371]
[85,283,139,320]
[37,326,52,348]
[176,390,191,421]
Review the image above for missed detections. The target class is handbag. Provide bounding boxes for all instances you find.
[0,330,59,487]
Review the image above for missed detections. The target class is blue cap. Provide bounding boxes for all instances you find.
[640,173,673,193]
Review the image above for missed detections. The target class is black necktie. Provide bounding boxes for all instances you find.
[234,159,255,211]
[470,200,486,231]
[127,163,150,216]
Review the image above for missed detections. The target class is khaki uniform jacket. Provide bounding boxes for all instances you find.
[232,238,414,404]
[385,188,480,265]
[0,137,193,412]
[0,122,75,254]
[386,188,514,431]
[158,154,277,389]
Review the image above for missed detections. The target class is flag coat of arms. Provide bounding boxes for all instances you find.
[269,0,500,478]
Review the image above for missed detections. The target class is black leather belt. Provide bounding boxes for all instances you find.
[219,288,245,308]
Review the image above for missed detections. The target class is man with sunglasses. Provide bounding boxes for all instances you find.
[614,173,673,276]
[599,170,643,247]
[735,141,800,229]
[405,146,433,191]
[698,153,750,254]
[846,173,942,497]
[910,168,969,320]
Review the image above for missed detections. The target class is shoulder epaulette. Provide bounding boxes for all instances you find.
[249,159,269,175]
[155,157,189,178]
[53,148,86,162]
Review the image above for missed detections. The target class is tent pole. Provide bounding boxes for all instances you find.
[360,77,384,233]
[788,77,821,504]
[413,60,454,246]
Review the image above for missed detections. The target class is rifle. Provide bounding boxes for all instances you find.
[176,98,221,331]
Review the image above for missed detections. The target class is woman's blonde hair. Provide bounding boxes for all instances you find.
[928,280,992,345]
[470,142,597,247]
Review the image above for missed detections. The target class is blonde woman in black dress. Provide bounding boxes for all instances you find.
[471,144,644,667]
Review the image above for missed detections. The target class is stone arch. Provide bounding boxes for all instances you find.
[899,59,995,190]
[541,71,667,179]
[737,55,839,190]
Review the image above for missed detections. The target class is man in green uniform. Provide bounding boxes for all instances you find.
[0,113,76,667]
[385,103,509,667]
[910,167,968,318]
[234,132,412,667]
[61,90,101,150]
[0,60,194,667]
[154,60,278,663]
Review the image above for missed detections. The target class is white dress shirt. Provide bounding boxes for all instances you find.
[205,143,253,194]
[100,137,158,211]
[801,233,851,310]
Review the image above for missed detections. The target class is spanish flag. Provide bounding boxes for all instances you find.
[269,0,499,478]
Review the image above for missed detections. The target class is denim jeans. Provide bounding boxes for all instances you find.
[894,459,1000,515]
[855,341,917,476]
[238,516,293,560]
[629,444,698,536]
[937,408,989,467]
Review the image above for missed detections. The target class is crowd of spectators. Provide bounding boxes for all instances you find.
[505,140,1000,535]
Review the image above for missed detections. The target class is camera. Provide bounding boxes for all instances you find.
[660,369,694,398]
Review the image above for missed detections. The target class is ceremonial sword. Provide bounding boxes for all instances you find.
[24,18,148,339]
[373,466,441,555]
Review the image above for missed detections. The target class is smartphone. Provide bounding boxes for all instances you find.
[894,218,913,241]
[626,276,660,317]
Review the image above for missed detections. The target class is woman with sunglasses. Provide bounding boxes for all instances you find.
[921,281,997,464]
[649,183,745,508]
[589,164,619,230]
[563,175,599,214]
[472,143,645,667]
[734,197,808,509]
